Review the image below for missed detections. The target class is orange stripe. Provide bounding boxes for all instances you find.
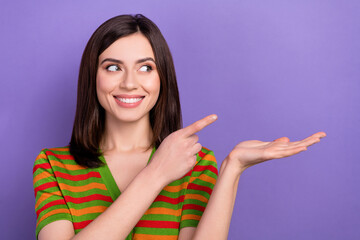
[50,160,86,171]
[35,153,47,161]
[190,174,216,185]
[37,208,70,227]
[201,154,216,163]
[35,191,62,209]
[144,207,181,216]
[49,147,70,151]
[184,194,208,203]
[133,234,178,240]
[181,214,201,221]
[33,171,54,184]
[69,206,108,216]
[59,182,107,192]
[163,182,188,193]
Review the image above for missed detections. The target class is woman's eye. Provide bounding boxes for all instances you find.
[139,65,152,72]
[106,65,120,72]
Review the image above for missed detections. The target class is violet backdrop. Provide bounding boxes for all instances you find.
[0,0,359,239]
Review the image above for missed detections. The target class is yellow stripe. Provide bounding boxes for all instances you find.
[50,160,86,171]
[37,208,70,227]
[133,234,178,240]
[59,182,107,192]
[144,207,181,216]
[69,206,108,216]
[35,191,62,209]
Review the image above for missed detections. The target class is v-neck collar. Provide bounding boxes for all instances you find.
[98,147,156,201]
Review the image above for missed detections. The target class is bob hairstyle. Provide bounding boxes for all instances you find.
[70,14,182,168]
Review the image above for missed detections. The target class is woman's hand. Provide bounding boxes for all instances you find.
[227,132,327,174]
[147,114,218,185]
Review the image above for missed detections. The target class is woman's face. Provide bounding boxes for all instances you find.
[96,33,160,124]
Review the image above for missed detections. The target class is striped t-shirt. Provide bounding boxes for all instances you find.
[33,146,218,239]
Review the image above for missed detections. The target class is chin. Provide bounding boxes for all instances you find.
[113,112,150,124]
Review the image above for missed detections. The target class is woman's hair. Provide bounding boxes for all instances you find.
[69,14,182,168]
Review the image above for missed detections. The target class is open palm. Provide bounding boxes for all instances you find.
[228,131,327,171]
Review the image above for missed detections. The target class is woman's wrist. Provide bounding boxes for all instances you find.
[220,155,246,177]
[142,161,169,190]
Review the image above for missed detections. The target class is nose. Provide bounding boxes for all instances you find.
[119,70,139,90]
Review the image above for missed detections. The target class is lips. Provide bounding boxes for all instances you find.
[117,97,143,103]
[113,94,145,108]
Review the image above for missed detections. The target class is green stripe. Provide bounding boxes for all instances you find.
[134,227,179,235]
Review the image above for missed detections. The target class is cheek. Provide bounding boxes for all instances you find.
[96,73,115,106]
[143,76,161,102]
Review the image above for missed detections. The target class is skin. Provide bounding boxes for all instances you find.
[38,32,326,240]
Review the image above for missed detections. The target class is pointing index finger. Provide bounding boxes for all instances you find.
[183,114,218,137]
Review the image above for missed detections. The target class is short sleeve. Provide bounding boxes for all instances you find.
[33,149,72,239]
[180,148,218,229]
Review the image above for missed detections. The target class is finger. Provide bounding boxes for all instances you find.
[191,142,202,156]
[291,135,322,147]
[271,146,307,159]
[284,132,326,147]
[187,134,199,145]
[300,137,321,148]
[273,137,290,143]
[182,114,218,137]
[297,132,327,143]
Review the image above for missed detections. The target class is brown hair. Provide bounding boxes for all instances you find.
[69,14,182,168]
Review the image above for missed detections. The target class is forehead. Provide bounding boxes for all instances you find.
[99,33,155,61]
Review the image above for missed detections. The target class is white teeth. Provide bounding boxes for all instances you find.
[117,97,143,103]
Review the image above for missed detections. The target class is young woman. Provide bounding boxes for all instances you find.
[33,14,326,240]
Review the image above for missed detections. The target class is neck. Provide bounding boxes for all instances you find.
[100,113,153,154]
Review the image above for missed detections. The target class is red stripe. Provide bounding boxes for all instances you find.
[46,151,75,160]
[34,181,58,197]
[182,203,205,212]
[64,194,113,204]
[198,150,206,158]
[74,220,92,230]
[54,171,101,181]
[36,199,67,217]
[187,183,213,195]
[154,195,185,205]
[33,163,51,174]
[193,165,218,175]
[136,220,179,229]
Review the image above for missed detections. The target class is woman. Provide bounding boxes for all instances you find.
[33,14,326,240]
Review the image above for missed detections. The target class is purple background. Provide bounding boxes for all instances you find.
[1,0,359,239]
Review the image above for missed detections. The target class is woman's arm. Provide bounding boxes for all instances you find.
[178,157,239,240]
[191,132,326,240]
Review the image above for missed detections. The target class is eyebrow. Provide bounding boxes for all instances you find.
[100,57,156,65]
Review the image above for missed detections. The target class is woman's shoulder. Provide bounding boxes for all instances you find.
[34,146,87,173]
[197,146,216,163]
[196,146,217,176]
[35,146,74,161]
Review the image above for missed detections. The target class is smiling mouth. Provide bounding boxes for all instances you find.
[116,97,144,103]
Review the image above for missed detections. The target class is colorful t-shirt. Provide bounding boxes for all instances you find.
[33,146,218,239]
